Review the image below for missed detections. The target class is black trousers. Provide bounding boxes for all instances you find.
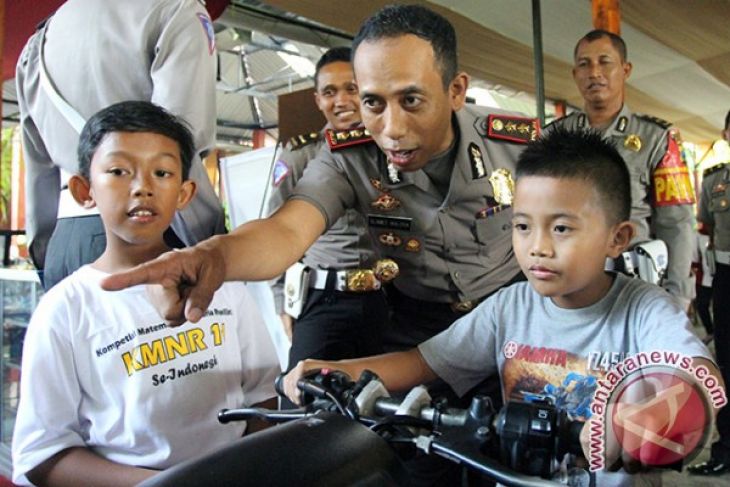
[695,284,714,335]
[287,279,389,370]
[712,262,730,461]
[43,215,106,290]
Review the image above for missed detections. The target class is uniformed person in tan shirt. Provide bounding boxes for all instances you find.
[266,47,387,370]
[15,0,226,290]
[547,30,695,308]
[689,109,730,476]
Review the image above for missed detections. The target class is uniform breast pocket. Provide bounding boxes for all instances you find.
[474,210,513,252]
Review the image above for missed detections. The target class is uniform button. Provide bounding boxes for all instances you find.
[454,272,460,279]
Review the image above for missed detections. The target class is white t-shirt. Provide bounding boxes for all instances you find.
[12,266,280,485]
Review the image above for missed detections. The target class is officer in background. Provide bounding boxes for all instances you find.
[15,0,226,289]
[266,47,388,368]
[547,30,694,308]
[689,109,730,476]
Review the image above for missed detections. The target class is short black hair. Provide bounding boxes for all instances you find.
[78,101,195,181]
[352,4,457,89]
[516,127,631,224]
[314,46,352,89]
[574,29,628,63]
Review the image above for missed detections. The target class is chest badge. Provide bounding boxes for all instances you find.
[404,238,421,253]
[624,134,642,152]
[378,232,402,247]
[488,168,515,206]
[371,193,401,211]
[373,259,400,282]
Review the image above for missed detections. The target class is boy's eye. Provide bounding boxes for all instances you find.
[554,225,571,234]
[513,222,528,232]
[108,168,126,176]
[155,170,173,178]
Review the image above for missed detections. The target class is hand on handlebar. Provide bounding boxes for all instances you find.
[101,237,227,326]
[282,359,337,405]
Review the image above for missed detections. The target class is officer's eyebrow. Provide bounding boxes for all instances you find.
[359,85,425,99]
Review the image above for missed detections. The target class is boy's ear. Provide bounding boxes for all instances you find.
[606,221,635,259]
[67,175,96,209]
[176,180,197,210]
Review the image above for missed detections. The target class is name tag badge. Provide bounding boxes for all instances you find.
[367,214,412,232]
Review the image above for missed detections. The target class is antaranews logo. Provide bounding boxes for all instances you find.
[587,351,726,471]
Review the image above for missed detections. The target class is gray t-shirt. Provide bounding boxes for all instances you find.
[419,273,711,485]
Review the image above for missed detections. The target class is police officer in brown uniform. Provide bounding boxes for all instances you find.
[547,30,694,307]
[266,47,387,369]
[689,110,730,475]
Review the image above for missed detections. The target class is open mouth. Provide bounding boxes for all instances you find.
[386,149,417,167]
[127,207,157,220]
[335,109,356,118]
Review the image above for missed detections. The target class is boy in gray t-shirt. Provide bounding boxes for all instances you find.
[283,128,723,483]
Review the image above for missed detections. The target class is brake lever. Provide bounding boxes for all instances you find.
[217,407,309,424]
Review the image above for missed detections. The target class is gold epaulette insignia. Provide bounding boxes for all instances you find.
[288,132,320,150]
[486,115,540,143]
[325,127,374,150]
[637,114,671,130]
[704,162,729,178]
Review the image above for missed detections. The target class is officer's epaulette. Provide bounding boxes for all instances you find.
[325,127,374,151]
[288,132,321,150]
[636,114,672,130]
[704,162,729,177]
[486,114,540,143]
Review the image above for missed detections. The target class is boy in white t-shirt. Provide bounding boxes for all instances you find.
[12,101,280,486]
[283,128,724,484]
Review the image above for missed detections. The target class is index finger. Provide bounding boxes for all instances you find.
[100,258,171,291]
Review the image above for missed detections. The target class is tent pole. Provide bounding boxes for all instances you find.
[531,0,545,127]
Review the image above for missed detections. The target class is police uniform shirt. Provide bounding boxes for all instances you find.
[267,129,377,270]
[547,105,695,303]
[266,129,378,312]
[699,163,730,252]
[292,104,536,304]
[15,0,225,267]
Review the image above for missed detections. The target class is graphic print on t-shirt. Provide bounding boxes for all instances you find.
[93,307,232,385]
[501,340,616,421]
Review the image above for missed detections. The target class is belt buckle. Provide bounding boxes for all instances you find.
[451,300,476,313]
[345,269,379,292]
